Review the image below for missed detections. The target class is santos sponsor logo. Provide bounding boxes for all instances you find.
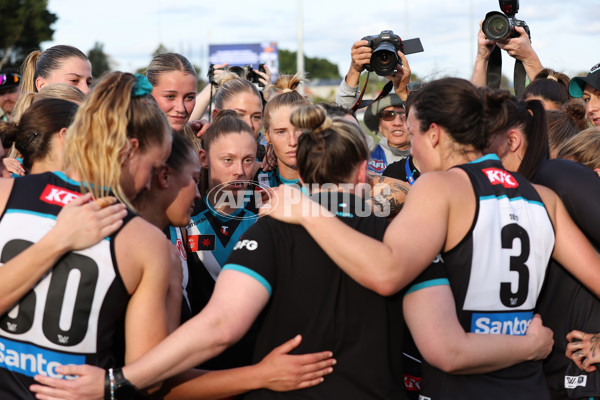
[471,311,533,335]
[565,375,587,389]
[0,337,84,378]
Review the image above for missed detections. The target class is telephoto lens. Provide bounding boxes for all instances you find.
[483,11,512,41]
[371,42,399,76]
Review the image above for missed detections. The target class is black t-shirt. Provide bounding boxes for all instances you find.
[383,156,420,183]
[534,159,600,398]
[224,193,406,399]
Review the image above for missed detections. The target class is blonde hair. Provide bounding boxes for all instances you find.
[12,83,86,123]
[556,127,600,170]
[262,72,309,103]
[214,73,262,111]
[64,71,170,209]
[262,73,310,132]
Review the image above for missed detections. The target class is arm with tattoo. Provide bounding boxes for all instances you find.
[368,173,410,218]
[566,330,600,372]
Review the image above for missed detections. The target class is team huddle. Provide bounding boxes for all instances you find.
[0,14,599,400]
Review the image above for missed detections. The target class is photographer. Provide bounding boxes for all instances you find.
[336,38,412,108]
[471,20,543,87]
[190,63,271,122]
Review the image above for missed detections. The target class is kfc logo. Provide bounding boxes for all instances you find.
[482,168,518,188]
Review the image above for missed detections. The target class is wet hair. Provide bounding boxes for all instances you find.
[64,71,170,209]
[20,45,88,94]
[546,100,588,157]
[0,98,77,172]
[262,73,310,132]
[523,68,570,108]
[483,87,549,180]
[291,104,368,184]
[199,110,256,194]
[406,77,487,152]
[214,73,262,111]
[556,127,600,170]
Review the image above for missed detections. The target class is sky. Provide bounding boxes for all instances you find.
[45,0,600,83]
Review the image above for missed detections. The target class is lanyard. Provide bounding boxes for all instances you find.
[405,157,415,185]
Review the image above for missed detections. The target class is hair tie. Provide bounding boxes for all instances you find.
[547,75,558,82]
[25,131,39,148]
[282,88,293,93]
[132,74,153,97]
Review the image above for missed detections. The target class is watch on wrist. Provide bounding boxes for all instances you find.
[113,368,137,400]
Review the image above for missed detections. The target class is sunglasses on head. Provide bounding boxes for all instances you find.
[0,73,20,87]
[380,110,405,122]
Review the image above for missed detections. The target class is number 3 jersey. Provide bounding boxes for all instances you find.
[0,172,133,399]
[407,155,555,400]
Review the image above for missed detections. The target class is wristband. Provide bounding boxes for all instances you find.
[113,367,137,400]
[104,369,110,400]
[108,368,115,400]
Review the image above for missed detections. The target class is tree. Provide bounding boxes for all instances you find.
[278,49,341,79]
[87,42,111,77]
[0,0,57,70]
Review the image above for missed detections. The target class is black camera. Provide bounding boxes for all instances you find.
[208,64,266,87]
[482,0,530,41]
[362,30,424,77]
[246,64,267,87]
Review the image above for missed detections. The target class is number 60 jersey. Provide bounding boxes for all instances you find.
[407,154,555,399]
[0,172,133,399]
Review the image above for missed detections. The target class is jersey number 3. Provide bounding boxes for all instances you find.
[500,223,530,308]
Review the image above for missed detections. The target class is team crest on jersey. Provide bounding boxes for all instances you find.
[187,235,215,251]
[40,185,81,206]
[482,168,519,188]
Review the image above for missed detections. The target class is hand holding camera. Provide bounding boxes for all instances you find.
[208,63,269,88]
[475,0,542,86]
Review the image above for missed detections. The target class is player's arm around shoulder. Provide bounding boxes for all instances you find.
[113,216,173,365]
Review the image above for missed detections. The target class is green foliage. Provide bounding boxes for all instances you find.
[87,42,111,77]
[0,0,57,69]
[278,49,341,79]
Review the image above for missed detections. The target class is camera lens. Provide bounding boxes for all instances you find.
[483,11,511,41]
[371,42,399,76]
